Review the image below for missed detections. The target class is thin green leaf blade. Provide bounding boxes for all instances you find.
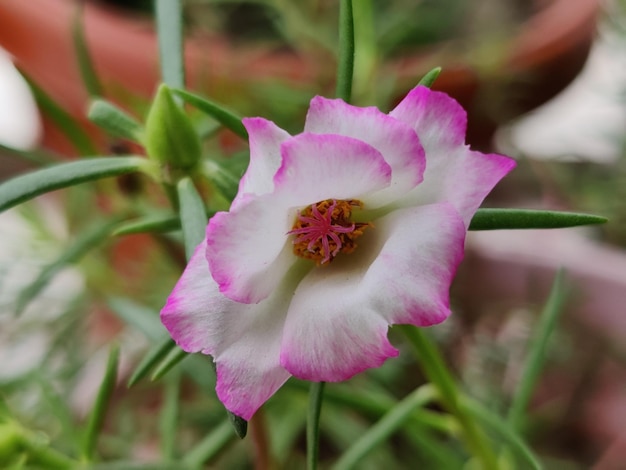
[181,420,238,468]
[72,3,103,97]
[172,89,248,139]
[333,385,436,470]
[113,215,181,236]
[0,156,149,213]
[151,347,189,381]
[82,344,120,461]
[507,270,568,430]
[155,0,184,88]
[418,67,442,88]
[176,177,208,260]
[16,217,123,315]
[24,75,98,155]
[469,208,607,230]
[464,398,542,470]
[0,143,59,166]
[336,0,355,102]
[88,100,144,143]
[107,297,163,341]
[159,372,180,460]
[127,338,176,387]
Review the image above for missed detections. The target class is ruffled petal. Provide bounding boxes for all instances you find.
[405,147,516,227]
[161,242,291,420]
[304,96,425,205]
[206,198,295,304]
[274,132,392,207]
[390,86,516,225]
[232,117,291,209]
[280,203,465,381]
[389,85,467,151]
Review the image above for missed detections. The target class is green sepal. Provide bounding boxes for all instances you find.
[144,84,202,170]
[172,88,248,140]
[88,100,144,143]
[469,208,607,230]
[0,156,149,213]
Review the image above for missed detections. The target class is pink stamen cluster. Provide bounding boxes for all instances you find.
[288,200,356,264]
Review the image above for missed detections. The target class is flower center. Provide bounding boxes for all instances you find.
[287,199,370,265]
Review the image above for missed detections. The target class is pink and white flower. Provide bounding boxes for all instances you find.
[161,85,516,420]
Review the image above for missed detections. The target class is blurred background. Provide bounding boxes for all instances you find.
[0,0,625,468]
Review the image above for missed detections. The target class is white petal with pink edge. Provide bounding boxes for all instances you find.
[390,85,516,225]
[280,202,465,381]
[161,242,292,420]
[206,201,296,304]
[207,133,391,304]
[232,117,291,210]
[402,147,516,227]
[304,96,425,205]
[390,85,467,151]
[274,132,392,206]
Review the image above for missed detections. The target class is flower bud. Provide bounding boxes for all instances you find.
[145,84,202,171]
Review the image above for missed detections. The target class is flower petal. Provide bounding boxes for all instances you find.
[390,85,467,151]
[232,117,291,209]
[207,133,393,303]
[280,203,465,381]
[206,201,296,304]
[304,96,425,205]
[390,86,516,225]
[407,147,515,227]
[274,132,392,207]
[161,242,291,420]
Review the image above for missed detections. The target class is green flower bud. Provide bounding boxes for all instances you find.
[144,84,202,170]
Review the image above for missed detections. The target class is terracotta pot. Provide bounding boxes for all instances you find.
[0,0,601,153]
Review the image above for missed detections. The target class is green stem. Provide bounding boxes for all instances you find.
[398,325,499,470]
[335,0,354,103]
[307,382,325,470]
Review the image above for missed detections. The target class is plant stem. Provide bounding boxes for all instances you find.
[399,325,499,470]
[307,382,326,470]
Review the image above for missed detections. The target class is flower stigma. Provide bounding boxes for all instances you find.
[287,199,370,265]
